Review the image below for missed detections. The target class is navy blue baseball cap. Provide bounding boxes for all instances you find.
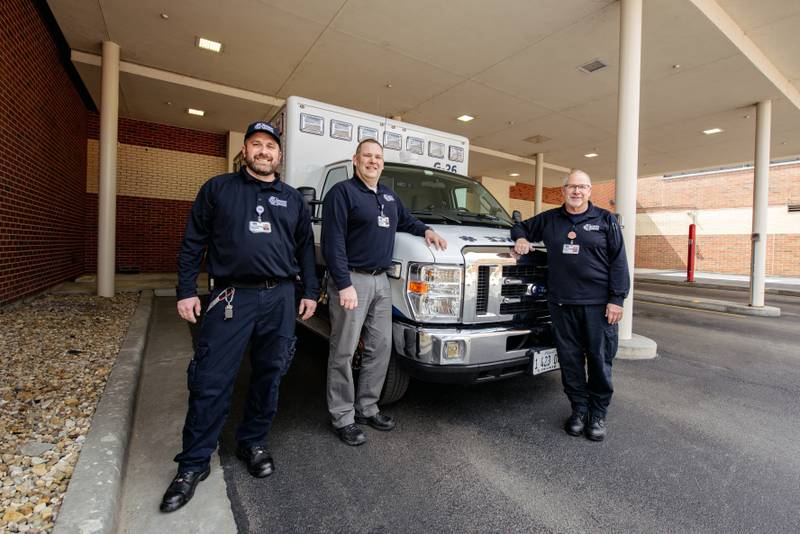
[245,121,281,147]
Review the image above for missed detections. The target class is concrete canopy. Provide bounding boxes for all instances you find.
[48,0,800,185]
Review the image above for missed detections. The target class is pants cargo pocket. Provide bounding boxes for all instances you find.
[281,336,297,377]
[187,346,209,392]
[604,324,619,363]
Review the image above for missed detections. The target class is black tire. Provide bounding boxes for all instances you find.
[379,351,410,405]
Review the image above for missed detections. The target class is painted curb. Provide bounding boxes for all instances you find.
[53,291,154,534]
[635,290,781,317]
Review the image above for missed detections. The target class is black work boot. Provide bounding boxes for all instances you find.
[585,415,607,441]
[564,411,587,436]
[335,423,367,446]
[236,444,275,478]
[160,466,210,513]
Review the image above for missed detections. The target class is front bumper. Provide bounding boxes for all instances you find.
[392,321,554,384]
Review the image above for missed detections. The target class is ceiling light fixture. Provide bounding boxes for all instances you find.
[187,108,205,116]
[196,37,223,53]
[509,172,520,177]
[457,115,474,122]
[584,153,598,158]
[578,59,607,74]
[703,128,723,135]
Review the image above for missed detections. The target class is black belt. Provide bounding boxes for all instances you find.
[350,268,389,276]
[214,277,287,289]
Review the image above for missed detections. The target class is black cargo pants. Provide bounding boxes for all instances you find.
[547,302,618,418]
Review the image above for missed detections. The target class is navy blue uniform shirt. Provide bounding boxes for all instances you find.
[177,168,319,300]
[322,175,429,290]
[511,202,630,306]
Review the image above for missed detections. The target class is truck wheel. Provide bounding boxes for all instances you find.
[379,352,409,405]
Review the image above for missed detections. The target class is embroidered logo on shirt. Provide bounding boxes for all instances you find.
[583,224,600,231]
[383,194,395,202]
[269,196,287,207]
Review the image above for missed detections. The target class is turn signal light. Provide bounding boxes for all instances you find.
[407,280,429,294]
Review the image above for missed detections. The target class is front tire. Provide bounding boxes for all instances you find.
[379,351,410,405]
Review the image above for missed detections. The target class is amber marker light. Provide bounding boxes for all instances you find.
[407,280,429,294]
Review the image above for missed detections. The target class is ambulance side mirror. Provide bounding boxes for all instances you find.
[298,186,322,223]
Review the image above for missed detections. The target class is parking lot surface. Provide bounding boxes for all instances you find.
[219,292,800,533]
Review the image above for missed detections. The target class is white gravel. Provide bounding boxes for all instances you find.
[0,293,139,534]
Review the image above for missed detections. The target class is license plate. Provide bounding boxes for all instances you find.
[530,348,559,375]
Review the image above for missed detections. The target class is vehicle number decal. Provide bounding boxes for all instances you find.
[433,162,458,173]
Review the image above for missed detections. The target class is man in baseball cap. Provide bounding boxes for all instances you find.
[245,121,281,147]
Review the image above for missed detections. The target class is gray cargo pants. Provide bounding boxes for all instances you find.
[327,272,392,429]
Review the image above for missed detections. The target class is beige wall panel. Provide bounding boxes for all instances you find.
[637,206,800,236]
[87,140,227,201]
[479,176,512,213]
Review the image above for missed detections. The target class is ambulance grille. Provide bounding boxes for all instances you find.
[475,266,490,314]
[463,246,550,325]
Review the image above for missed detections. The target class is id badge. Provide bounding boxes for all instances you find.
[377,215,390,228]
[249,221,272,233]
[562,244,580,254]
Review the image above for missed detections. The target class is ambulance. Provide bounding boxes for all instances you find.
[272,96,557,403]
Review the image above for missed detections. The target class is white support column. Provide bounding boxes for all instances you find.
[97,41,120,297]
[749,100,771,307]
[615,0,642,340]
[534,153,544,215]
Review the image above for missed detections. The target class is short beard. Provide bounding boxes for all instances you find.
[246,156,276,176]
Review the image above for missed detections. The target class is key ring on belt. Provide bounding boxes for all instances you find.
[206,287,236,313]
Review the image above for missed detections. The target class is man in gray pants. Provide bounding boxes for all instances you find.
[321,139,447,445]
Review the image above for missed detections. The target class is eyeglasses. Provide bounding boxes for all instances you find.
[564,184,591,191]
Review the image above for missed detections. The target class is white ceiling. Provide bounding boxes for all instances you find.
[48,0,800,186]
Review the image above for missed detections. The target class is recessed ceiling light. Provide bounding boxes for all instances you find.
[187,108,205,116]
[160,12,169,20]
[457,115,474,122]
[509,172,520,177]
[584,153,598,158]
[703,128,723,135]
[196,37,223,53]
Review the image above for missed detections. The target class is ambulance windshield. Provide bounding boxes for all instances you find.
[381,164,513,228]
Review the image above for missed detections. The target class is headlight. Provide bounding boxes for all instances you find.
[406,263,462,321]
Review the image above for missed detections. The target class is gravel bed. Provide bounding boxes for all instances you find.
[0,293,139,534]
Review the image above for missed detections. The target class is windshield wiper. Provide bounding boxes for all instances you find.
[410,210,462,224]
[454,211,512,227]
[457,211,499,220]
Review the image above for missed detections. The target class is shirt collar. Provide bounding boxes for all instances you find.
[240,167,283,192]
[559,201,596,220]
[350,175,386,194]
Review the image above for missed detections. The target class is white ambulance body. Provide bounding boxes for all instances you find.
[272,96,556,403]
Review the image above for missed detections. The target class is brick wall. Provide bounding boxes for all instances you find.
[637,234,800,276]
[0,0,88,305]
[85,139,226,201]
[510,165,800,276]
[83,194,192,273]
[84,113,227,273]
[87,114,226,158]
[510,181,616,211]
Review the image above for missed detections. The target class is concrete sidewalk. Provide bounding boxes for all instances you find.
[635,268,800,296]
[117,297,236,533]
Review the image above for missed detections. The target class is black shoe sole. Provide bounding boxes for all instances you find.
[159,468,210,513]
[354,416,396,432]
[585,433,605,442]
[235,450,275,478]
[565,426,584,437]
